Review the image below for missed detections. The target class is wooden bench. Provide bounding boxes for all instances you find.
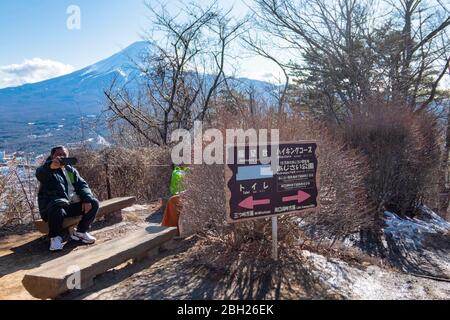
[34,197,137,234]
[22,225,178,299]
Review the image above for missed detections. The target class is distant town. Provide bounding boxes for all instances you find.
[0,150,45,168]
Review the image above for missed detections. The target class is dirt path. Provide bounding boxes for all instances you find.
[66,240,449,300]
[0,232,43,300]
[68,238,313,300]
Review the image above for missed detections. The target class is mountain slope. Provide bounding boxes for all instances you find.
[0,42,155,153]
[0,41,272,153]
[0,41,151,118]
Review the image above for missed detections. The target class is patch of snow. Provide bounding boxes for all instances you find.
[384,207,450,247]
[115,68,128,80]
[81,66,97,77]
[418,206,450,232]
[79,42,149,80]
[302,250,450,299]
[96,135,111,147]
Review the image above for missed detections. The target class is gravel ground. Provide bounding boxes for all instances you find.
[63,206,450,301]
[71,240,449,300]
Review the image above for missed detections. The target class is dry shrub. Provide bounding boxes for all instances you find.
[0,165,38,230]
[72,147,172,202]
[180,109,375,256]
[341,99,441,217]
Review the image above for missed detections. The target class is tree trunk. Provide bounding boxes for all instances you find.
[438,103,450,220]
[104,154,112,200]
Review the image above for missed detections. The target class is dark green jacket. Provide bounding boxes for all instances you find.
[36,160,95,219]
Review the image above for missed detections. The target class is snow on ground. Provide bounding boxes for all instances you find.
[302,250,450,300]
[384,206,450,246]
[299,206,450,299]
[381,206,450,278]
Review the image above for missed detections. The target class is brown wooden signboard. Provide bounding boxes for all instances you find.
[225,142,320,223]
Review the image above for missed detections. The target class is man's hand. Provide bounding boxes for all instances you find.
[50,157,63,170]
[82,202,92,214]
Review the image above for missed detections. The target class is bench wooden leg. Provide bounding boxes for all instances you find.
[105,210,123,224]
[80,278,95,290]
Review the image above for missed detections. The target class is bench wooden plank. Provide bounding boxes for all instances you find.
[22,225,177,299]
[34,197,137,234]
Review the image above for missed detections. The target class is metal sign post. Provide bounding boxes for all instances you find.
[272,216,278,261]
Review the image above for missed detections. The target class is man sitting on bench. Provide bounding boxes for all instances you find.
[36,146,99,251]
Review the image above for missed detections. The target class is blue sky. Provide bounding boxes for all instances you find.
[2,1,447,90]
[0,0,147,67]
[0,0,282,88]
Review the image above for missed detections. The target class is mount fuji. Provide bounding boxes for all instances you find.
[0,41,271,154]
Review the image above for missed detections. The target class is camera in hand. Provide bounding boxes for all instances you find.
[60,157,78,166]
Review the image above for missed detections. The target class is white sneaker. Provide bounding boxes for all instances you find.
[71,231,96,244]
[49,236,64,252]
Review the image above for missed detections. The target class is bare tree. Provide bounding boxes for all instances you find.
[105,1,246,146]
[247,0,450,218]
[382,0,450,109]
[241,35,290,114]
[249,0,378,122]
[249,0,450,119]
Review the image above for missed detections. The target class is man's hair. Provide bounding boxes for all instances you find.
[50,146,67,157]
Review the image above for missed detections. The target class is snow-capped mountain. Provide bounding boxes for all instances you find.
[0,41,272,154]
[0,41,151,118]
[0,42,154,153]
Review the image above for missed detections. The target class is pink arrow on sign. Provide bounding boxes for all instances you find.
[239,196,271,210]
[282,191,311,204]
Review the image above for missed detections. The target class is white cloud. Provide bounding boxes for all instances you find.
[233,55,286,83]
[0,58,74,89]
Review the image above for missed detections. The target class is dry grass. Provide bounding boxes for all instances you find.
[72,147,172,203]
[180,110,375,260]
[0,146,172,234]
[340,99,441,217]
[0,164,38,230]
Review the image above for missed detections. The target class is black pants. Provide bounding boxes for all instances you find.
[45,199,99,238]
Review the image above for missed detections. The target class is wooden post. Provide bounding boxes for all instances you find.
[104,154,112,200]
[272,216,278,261]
